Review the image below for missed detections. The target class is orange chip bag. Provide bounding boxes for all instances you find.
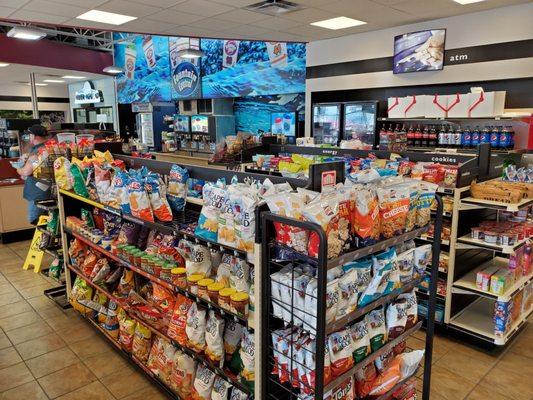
[145,174,173,222]
[167,295,192,346]
[170,351,196,398]
[128,179,154,222]
[152,283,175,319]
[377,186,410,239]
[368,357,402,396]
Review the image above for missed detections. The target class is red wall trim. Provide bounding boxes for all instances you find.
[0,33,113,74]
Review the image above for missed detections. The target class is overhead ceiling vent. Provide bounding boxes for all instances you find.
[245,0,304,16]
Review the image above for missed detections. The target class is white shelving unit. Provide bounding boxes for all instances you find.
[456,234,530,255]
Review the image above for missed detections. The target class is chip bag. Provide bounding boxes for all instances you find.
[53,156,73,190]
[70,163,89,198]
[128,178,154,222]
[132,323,152,363]
[145,173,173,222]
[170,350,196,398]
[167,164,189,212]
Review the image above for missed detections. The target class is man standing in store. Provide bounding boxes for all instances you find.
[16,124,52,224]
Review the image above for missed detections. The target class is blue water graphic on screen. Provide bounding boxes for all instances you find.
[114,34,171,103]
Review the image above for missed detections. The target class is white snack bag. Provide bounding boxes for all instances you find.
[205,310,225,367]
[304,278,318,333]
[294,273,312,326]
[186,302,207,352]
[397,248,415,284]
[230,388,248,400]
[326,279,340,324]
[337,269,358,319]
[186,243,212,277]
[211,376,232,400]
[399,350,425,379]
[414,244,432,277]
[192,364,216,400]
[230,258,250,293]
[224,320,243,361]
[239,329,255,384]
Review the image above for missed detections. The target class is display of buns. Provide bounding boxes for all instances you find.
[470,180,531,204]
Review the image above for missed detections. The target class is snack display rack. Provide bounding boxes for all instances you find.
[58,155,313,399]
[260,196,444,399]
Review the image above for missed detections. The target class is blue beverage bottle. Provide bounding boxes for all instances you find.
[480,126,490,144]
[490,126,500,148]
[508,125,515,149]
[461,126,472,148]
[471,126,480,146]
[499,126,510,149]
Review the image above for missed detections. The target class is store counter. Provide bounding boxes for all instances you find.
[153,152,226,169]
[0,159,33,237]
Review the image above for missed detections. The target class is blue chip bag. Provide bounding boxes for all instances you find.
[111,170,131,215]
[167,164,189,212]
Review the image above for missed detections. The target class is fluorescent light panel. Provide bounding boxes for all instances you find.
[62,75,86,79]
[77,9,137,25]
[43,79,65,83]
[6,26,46,40]
[454,0,485,4]
[26,83,47,86]
[310,16,366,30]
[0,63,9,67]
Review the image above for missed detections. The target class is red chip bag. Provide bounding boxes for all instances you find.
[355,363,377,398]
[368,358,402,396]
[167,295,192,346]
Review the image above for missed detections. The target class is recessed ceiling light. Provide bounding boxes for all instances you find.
[453,0,485,3]
[43,79,65,83]
[62,75,86,79]
[103,65,124,74]
[0,63,9,67]
[310,16,366,30]
[76,9,137,25]
[6,26,46,40]
[26,83,48,86]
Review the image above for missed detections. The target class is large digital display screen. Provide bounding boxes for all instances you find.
[191,115,209,132]
[271,112,296,137]
[174,115,190,132]
[393,29,446,74]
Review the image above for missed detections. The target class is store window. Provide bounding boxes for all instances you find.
[73,106,113,124]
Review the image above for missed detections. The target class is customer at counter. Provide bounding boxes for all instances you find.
[16,124,52,224]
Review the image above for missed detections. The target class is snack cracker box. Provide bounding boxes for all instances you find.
[476,265,501,292]
[490,269,514,296]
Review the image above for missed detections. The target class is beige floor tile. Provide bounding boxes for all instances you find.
[0,292,23,308]
[6,320,54,345]
[26,296,56,311]
[0,331,11,350]
[0,284,16,296]
[481,360,533,400]
[11,277,50,291]
[55,381,115,400]
[38,361,97,399]
[495,351,532,378]
[0,347,22,369]
[466,384,513,400]
[430,364,476,400]
[508,328,533,359]
[83,351,130,379]
[60,322,96,345]
[35,307,67,320]
[68,336,112,360]
[100,367,150,399]
[0,362,34,392]
[436,348,497,384]
[15,332,66,360]
[18,285,53,300]
[46,313,83,332]
[26,347,80,379]
[0,301,32,320]
[0,310,42,331]
[0,380,49,400]
[0,249,18,262]
[121,385,170,400]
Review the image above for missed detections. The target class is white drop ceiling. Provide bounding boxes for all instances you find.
[0,0,529,42]
[0,63,106,87]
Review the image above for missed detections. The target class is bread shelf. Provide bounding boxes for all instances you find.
[452,257,533,301]
[461,196,533,212]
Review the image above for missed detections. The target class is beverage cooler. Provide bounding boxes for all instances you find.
[312,103,341,145]
[343,101,379,147]
[183,114,235,154]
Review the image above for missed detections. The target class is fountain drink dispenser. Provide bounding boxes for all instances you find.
[189,114,235,154]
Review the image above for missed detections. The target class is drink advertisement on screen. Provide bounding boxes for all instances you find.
[266,42,288,68]
[223,40,240,69]
[124,44,137,80]
[142,35,156,69]
[170,37,202,99]
[271,112,295,136]
[191,115,209,133]
[174,115,190,132]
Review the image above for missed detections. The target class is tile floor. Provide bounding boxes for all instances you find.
[0,239,531,399]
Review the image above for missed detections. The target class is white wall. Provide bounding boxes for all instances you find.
[0,83,71,120]
[305,3,533,133]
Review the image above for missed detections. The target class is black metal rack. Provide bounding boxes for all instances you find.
[260,196,443,400]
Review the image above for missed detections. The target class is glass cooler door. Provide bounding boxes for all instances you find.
[312,104,341,145]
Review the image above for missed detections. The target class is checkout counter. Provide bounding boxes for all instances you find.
[0,159,33,241]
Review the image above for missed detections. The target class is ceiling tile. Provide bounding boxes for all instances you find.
[0,0,29,7]
[162,24,222,37]
[462,0,531,12]
[22,0,88,18]
[209,0,258,7]
[63,17,117,29]
[8,9,70,24]
[47,0,107,7]
[0,5,15,17]
[130,0,187,7]
[290,0,331,6]
[147,8,204,24]
[391,0,465,16]
[278,7,338,23]
[252,16,304,31]
[281,23,338,39]
[219,24,271,36]
[97,0,163,17]
[371,0,405,4]
[171,0,234,17]
[216,8,271,23]
[120,18,177,33]
[191,17,235,31]
[319,0,413,25]
[260,30,307,42]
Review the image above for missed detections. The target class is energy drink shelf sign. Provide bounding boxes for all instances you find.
[170,37,202,99]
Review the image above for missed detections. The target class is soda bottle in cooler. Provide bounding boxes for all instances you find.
[438,125,446,148]
[414,125,422,147]
[421,125,429,147]
[508,125,515,149]
[490,126,500,148]
[428,125,438,147]
[471,126,480,147]
[379,124,388,150]
[407,125,415,147]
[454,127,462,148]
[461,126,472,148]
[480,126,490,144]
